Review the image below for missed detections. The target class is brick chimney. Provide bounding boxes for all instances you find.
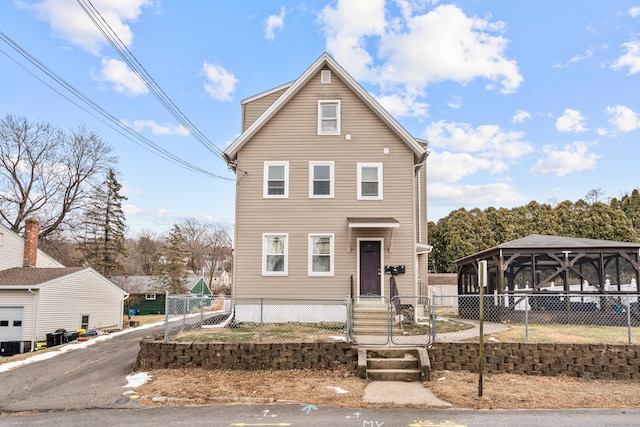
[23,217,39,268]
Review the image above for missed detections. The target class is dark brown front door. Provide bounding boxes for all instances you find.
[360,240,381,295]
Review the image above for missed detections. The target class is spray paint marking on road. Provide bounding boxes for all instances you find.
[230,424,290,426]
[408,421,467,427]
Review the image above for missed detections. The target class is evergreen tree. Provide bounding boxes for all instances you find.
[157,224,189,293]
[77,169,127,276]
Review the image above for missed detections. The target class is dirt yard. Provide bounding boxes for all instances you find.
[135,367,640,409]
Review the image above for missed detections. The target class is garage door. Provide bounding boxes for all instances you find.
[0,307,24,341]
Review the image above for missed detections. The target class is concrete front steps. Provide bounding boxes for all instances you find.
[357,347,431,382]
[352,301,403,336]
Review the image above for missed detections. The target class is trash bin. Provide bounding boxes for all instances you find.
[63,331,79,342]
[46,331,63,348]
[0,341,21,357]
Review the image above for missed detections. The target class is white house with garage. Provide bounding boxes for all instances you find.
[0,219,127,355]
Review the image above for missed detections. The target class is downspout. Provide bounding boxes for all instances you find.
[414,160,427,318]
[28,288,37,352]
[414,161,426,243]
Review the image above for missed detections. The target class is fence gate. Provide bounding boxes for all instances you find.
[351,295,432,346]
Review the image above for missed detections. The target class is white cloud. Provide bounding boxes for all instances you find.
[22,0,151,55]
[606,105,640,132]
[597,128,608,136]
[426,120,533,159]
[427,151,503,183]
[318,0,386,82]
[202,63,238,101]
[512,110,531,124]
[376,93,429,117]
[428,182,523,206]
[556,108,587,133]
[529,141,598,176]
[124,204,223,235]
[318,2,522,116]
[630,7,640,18]
[379,5,522,93]
[554,48,596,68]
[265,6,286,41]
[130,120,190,136]
[447,95,462,109]
[611,41,640,75]
[92,58,148,96]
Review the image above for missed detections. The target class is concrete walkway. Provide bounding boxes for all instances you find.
[363,381,452,407]
[434,318,509,342]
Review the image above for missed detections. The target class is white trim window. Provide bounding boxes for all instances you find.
[145,294,157,300]
[321,69,331,84]
[81,315,90,330]
[357,162,383,200]
[317,100,340,135]
[263,161,289,198]
[308,233,334,276]
[309,161,334,198]
[263,233,288,276]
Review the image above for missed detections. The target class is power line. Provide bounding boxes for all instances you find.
[0,30,231,180]
[77,0,226,161]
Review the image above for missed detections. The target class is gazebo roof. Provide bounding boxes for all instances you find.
[456,234,640,264]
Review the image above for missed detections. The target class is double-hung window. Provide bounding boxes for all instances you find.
[357,163,383,200]
[318,100,340,135]
[308,234,334,276]
[263,233,288,275]
[264,161,289,198]
[309,161,334,198]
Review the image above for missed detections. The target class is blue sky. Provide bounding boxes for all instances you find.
[1,1,639,236]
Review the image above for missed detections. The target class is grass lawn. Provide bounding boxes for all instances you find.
[489,322,640,344]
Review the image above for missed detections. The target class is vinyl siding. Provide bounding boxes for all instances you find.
[0,229,24,271]
[0,226,64,270]
[242,88,288,131]
[233,69,419,298]
[35,270,125,340]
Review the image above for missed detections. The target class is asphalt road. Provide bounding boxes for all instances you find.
[2,323,640,426]
[1,404,639,426]
[0,324,163,413]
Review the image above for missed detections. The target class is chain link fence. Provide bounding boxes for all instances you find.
[431,293,640,344]
[164,295,350,343]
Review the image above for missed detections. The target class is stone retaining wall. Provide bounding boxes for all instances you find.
[135,340,640,380]
[429,342,640,379]
[135,340,358,371]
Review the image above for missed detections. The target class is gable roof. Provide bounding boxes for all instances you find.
[111,275,208,294]
[223,52,427,165]
[0,267,87,287]
[0,222,64,268]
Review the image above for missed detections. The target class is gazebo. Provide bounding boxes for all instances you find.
[454,234,640,323]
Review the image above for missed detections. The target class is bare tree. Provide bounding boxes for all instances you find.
[584,188,605,205]
[178,217,212,274]
[0,114,115,237]
[124,229,163,276]
[203,225,232,288]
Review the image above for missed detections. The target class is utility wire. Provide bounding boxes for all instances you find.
[0,30,231,180]
[77,0,226,161]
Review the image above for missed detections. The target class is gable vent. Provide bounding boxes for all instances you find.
[321,69,331,84]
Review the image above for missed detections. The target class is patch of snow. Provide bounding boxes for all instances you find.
[123,372,152,388]
[327,386,349,394]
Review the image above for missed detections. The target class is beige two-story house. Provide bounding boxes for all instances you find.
[223,53,430,321]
